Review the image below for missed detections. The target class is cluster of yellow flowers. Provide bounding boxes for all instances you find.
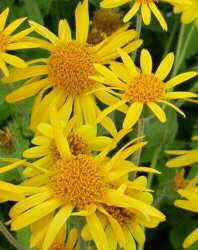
[0,1,197,250]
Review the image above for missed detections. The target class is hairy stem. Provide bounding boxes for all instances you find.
[133,13,142,61]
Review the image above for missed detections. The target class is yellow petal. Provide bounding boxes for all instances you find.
[159,100,185,117]
[58,19,71,41]
[1,52,26,68]
[0,8,9,31]
[11,199,62,231]
[183,228,198,249]
[123,2,140,23]
[118,48,139,77]
[86,213,109,250]
[147,102,166,123]
[155,53,174,80]
[165,91,198,99]
[165,72,198,89]
[129,224,145,246]
[29,20,58,43]
[9,191,52,218]
[149,3,168,31]
[0,160,26,174]
[75,0,89,44]
[123,102,143,129]
[43,205,73,250]
[140,49,152,74]
[3,17,26,35]
[141,4,151,25]
[0,57,9,77]
[6,79,50,103]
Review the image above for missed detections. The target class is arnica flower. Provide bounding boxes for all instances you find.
[174,177,198,248]
[21,114,114,179]
[170,0,198,26]
[82,176,165,250]
[1,107,162,250]
[100,0,177,30]
[94,49,197,129]
[0,8,36,77]
[3,0,142,135]
[166,136,198,168]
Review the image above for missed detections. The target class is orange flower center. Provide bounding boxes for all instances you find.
[50,154,106,207]
[104,205,134,226]
[137,0,157,3]
[49,242,67,250]
[50,131,90,160]
[0,32,9,52]
[125,74,165,103]
[48,41,97,96]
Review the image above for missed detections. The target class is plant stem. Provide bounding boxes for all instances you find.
[133,13,142,61]
[172,23,195,76]
[0,221,24,250]
[163,18,179,58]
[133,119,145,166]
[171,24,185,77]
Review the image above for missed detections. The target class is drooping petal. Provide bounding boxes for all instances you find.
[43,205,73,250]
[149,3,168,31]
[141,4,151,25]
[123,102,143,129]
[86,213,109,250]
[147,102,166,123]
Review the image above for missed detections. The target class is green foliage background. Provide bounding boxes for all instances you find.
[0,0,197,249]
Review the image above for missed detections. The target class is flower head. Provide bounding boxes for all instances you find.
[94,49,197,128]
[0,8,36,76]
[1,106,162,250]
[169,0,198,25]
[3,0,142,135]
[100,0,181,30]
[82,176,165,249]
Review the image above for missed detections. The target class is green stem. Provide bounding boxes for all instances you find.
[172,23,195,76]
[133,13,142,61]
[133,119,145,166]
[172,24,185,77]
[0,221,24,250]
[138,147,162,250]
[163,18,179,58]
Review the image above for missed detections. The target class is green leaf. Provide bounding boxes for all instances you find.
[23,0,44,24]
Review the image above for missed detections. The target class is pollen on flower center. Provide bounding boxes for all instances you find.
[49,242,66,250]
[104,205,134,226]
[0,32,9,52]
[125,74,165,103]
[49,131,90,160]
[48,41,97,96]
[50,154,106,207]
[137,0,157,3]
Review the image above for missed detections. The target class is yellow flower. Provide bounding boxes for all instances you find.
[0,8,36,77]
[100,0,177,30]
[22,116,114,179]
[1,107,162,250]
[166,136,198,167]
[174,177,198,248]
[82,176,164,250]
[170,0,198,25]
[3,0,142,135]
[94,49,197,129]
